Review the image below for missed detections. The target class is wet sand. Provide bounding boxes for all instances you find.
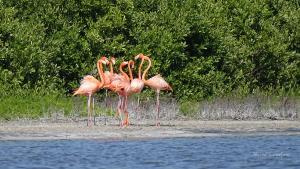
[1,119,300,140]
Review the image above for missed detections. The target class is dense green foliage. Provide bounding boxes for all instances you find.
[1,0,299,103]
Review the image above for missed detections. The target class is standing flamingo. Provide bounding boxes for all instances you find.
[118,60,138,126]
[101,56,115,107]
[129,58,145,94]
[103,56,116,87]
[73,58,107,126]
[105,61,131,127]
[108,60,144,127]
[122,60,145,126]
[135,54,172,126]
[131,55,146,120]
[113,59,146,126]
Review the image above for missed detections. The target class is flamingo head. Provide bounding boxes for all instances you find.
[120,61,128,67]
[134,53,144,60]
[100,56,109,64]
[129,60,134,69]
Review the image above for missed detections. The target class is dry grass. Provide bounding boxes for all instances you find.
[62,94,299,124]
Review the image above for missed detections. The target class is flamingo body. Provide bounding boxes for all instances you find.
[73,57,106,126]
[130,78,144,94]
[103,71,112,86]
[135,53,172,126]
[73,75,103,126]
[73,75,103,96]
[144,74,172,92]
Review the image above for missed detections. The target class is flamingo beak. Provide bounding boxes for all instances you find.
[134,54,141,60]
[122,61,128,66]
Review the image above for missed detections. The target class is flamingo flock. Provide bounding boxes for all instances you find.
[73,54,172,127]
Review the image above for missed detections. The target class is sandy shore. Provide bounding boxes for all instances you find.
[1,119,300,140]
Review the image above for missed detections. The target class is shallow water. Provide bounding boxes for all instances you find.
[0,135,300,169]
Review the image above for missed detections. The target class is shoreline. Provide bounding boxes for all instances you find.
[1,120,300,141]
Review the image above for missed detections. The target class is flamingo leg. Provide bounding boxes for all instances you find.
[121,96,126,127]
[156,90,160,127]
[116,95,121,118]
[123,96,129,126]
[92,96,96,126]
[87,94,92,126]
[105,89,108,107]
[136,95,140,121]
[117,96,124,127]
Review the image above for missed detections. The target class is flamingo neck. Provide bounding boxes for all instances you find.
[109,61,114,74]
[138,58,144,80]
[97,61,105,87]
[128,60,134,81]
[119,62,130,81]
[142,56,151,81]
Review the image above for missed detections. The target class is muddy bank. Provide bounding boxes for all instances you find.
[1,120,300,140]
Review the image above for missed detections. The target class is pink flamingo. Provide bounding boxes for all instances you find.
[105,61,131,126]
[122,60,146,126]
[130,58,145,94]
[119,60,138,126]
[112,59,146,126]
[108,60,144,127]
[103,56,116,87]
[73,58,107,126]
[135,54,172,126]
[101,56,116,107]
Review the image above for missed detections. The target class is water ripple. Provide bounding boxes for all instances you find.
[0,135,300,169]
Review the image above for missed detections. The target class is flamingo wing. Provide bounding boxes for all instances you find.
[74,75,100,95]
[145,74,172,91]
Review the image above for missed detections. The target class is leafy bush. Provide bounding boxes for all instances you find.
[0,0,299,119]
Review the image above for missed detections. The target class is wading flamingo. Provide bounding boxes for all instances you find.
[73,58,107,126]
[135,54,172,126]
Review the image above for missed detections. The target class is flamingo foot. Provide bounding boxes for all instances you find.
[156,121,160,127]
[123,112,130,127]
[115,111,120,118]
[122,120,129,127]
[87,121,92,127]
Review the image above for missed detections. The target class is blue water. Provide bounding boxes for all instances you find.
[0,135,300,169]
